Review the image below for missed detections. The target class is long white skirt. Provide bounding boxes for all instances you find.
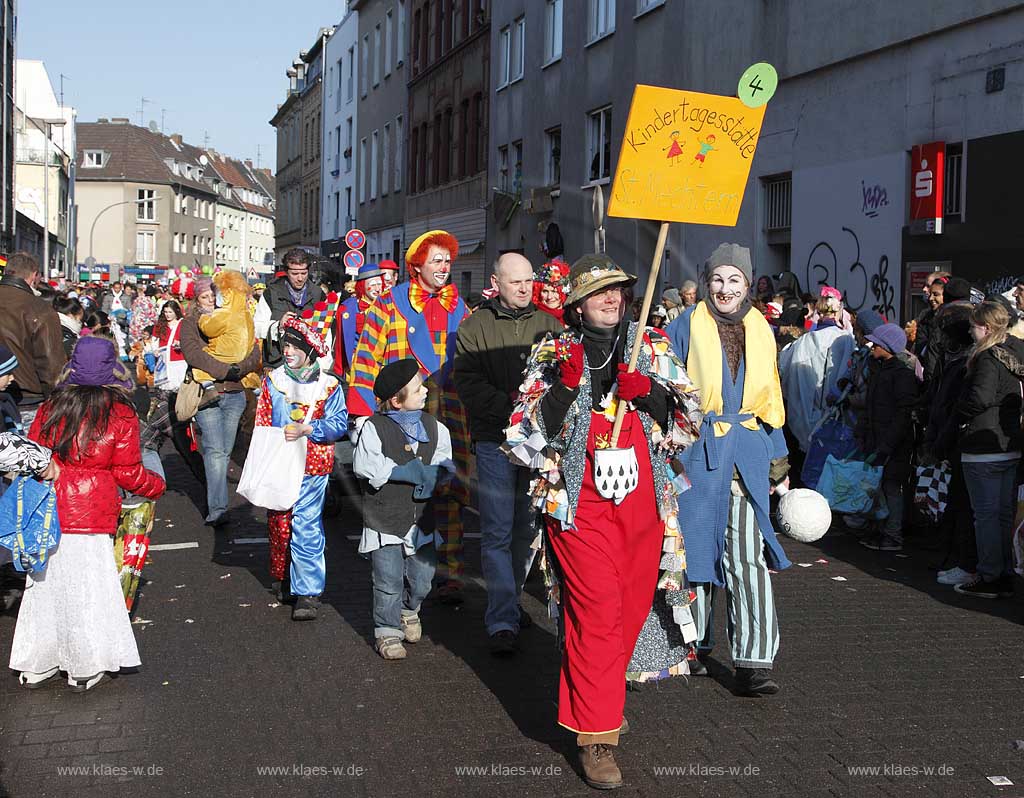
[9,533,141,678]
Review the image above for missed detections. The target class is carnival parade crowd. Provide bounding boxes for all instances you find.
[1,227,1022,790]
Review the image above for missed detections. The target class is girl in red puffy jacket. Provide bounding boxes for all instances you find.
[9,336,165,692]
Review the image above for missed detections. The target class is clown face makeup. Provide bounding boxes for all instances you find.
[364,276,384,302]
[282,341,312,370]
[708,265,748,315]
[417,245,452,292]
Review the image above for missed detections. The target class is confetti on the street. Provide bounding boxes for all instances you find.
[815,558,828,564]
[162,681,170,686]
[219,574,231,579]
[185,619,195,624]
[797,563,813,567]
[132,618,152,625]
[167,598,177,603]
[268,603,280,608]
[175,584,185,588]
[987,776,1013,786]
[239,603,251,607]
[885,567,897,572]
[831,576,848,582]
[894,554,909,559]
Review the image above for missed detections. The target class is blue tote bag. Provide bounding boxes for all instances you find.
[0,476,61,572]
[801,412,858,490]
[816,454,883,515]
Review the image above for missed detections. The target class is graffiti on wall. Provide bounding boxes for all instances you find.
[792,153,906,321]
[805,227,896,317]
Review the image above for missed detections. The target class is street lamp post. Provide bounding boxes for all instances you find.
[87,194,164,275]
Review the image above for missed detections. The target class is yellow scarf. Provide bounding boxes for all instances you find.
[687,302,785,436]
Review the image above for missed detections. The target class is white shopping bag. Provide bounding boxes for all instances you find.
[237,402,316,511]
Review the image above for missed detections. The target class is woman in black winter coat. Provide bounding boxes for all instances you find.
[954,301,1024,599]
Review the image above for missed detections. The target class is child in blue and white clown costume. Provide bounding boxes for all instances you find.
[255,316,348,621]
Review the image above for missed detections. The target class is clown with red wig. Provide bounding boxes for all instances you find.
[347,230,471,602]
[532,258,571,325]
[334,263,386,382]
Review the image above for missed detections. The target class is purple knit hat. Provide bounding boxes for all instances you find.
[194,276,214,298]
[61,336,133,389]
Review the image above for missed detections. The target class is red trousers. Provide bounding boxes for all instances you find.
[268,510,292,581]
[548,410,663,736]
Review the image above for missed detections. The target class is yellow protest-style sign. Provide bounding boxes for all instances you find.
[608,84,767,226]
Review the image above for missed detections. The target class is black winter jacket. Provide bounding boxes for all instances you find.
[957,338,1024,456]
[856,354,919,478]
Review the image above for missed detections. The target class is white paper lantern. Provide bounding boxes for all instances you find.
[777,488,832,543]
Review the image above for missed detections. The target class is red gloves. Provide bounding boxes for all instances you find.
[559,342,585,389]
[616,363,651,402]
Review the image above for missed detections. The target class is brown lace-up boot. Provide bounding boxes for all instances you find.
[578,744,623,790]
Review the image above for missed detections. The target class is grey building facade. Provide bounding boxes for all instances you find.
[1,0,15,254]
[488,0,1024,321]
[351,0,408,268]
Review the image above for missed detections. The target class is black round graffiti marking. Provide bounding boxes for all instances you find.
[842,227,868,312]
[805,241,837,297]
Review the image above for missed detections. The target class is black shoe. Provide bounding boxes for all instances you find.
[436,582,464,605]
[489,630,518,657]
[954,576,1011,599]
[207,514,230,529]
[271,578,295,604]
[688,655,708,677]
[518,606,533,630]
[734,667,779,697]
[860,534,903,552]
[291,595,321,621]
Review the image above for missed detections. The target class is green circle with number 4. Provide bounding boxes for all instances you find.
[738,63,778,108]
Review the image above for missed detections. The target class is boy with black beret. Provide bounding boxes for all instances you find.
[353,358,455,660]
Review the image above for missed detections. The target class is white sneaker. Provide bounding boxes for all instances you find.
[937,567,977,586]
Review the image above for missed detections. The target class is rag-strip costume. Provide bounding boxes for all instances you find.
[347,281,470,586]
[666,302,790,668]
[257,366,348,597]
[504,321,702,740]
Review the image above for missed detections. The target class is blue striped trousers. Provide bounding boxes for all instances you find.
[691,490,780,669]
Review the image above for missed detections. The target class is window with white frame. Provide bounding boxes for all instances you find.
[174,193,182,214]
[385,10,393,76]
[194,198,200,218]
[172,232,180,253]
[395,114,403,192]
[451,0,462,46]
[545,0,563,63]
[345,118,353,172]
[511,16,525,81]
[498,145,509,192]
[397,0,407,64]
[512,140,523,195]
[587,106,612,182]
[373,25,382,87]
[84,150,105,168]
[371,129,379,199]
[499,26,511,87]
[545,127,561,186]
[182,196,189,216]
[347,46,355,101]
[382,123,391,196]
[192,234,199,254]
[137,189,156,221]
[136,231,156,263]
[359,137,367,203]
[361,35,369,96]
[636,0,664,13]
[588,0,615,41]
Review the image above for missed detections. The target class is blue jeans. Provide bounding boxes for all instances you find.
[963,459,1019,581]
[195,391,247,522]
[370,543,436,640]
[476,441,537,635]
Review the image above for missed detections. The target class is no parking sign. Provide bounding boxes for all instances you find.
[344,228,365,250]
[344,250,365,274]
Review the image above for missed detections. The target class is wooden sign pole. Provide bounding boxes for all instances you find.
[608,220,669,447]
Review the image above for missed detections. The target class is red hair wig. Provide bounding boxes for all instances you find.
[406,232,459,268]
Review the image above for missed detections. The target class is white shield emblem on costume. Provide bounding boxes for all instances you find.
[593,447,639,504]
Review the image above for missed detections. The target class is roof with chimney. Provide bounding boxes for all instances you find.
[76,120,275,222]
